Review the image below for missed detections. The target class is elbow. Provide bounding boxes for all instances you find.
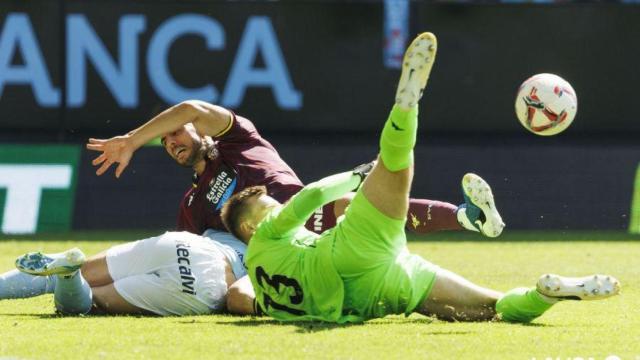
[226,279,256,315]
[303,185,328,204]
[174,101,200,117]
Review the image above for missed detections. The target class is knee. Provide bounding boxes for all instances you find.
[80,264,98,286]
[80,258,112,287]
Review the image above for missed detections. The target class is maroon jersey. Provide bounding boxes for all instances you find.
[177,114,305,234]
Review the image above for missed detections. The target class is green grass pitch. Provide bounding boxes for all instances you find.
[0,233,638,359]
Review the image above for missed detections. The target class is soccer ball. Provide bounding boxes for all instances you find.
[515,73,578,136]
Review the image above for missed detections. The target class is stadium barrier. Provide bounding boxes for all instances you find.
[0,142,638,234]
[0,145,79,234]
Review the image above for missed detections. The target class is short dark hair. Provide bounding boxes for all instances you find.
[221,186,267,241]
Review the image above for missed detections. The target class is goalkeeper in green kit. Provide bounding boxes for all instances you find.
[220,33,620,323]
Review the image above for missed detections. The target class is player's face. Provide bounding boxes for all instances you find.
[161,124,204,167]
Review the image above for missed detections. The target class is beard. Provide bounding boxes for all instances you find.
[178,137,205,168]
[178,136,217,168]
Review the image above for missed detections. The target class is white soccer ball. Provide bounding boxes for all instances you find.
[515,73,578,136]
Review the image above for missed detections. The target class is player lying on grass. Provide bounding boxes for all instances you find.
[0,170,498,317]
[75,58,505,314]
[86,101,503,238]
[0,230,247,315]
[220,32,621,322]
[0,119,505,315]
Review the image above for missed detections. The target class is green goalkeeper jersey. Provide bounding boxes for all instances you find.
[246,171,364,322]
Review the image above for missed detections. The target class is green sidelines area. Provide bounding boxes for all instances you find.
[0,238,638,359]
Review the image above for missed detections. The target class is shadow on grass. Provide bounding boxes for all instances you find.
[1,313,556,330]
[202,316,557,333]
[0,312,155,319]
[514,322,554,328]
[200,316,477,333]
[428,331,475,335]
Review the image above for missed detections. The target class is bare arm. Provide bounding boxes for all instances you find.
[86,100,232,178]
[226,275,259,316]
[125,100,232,148]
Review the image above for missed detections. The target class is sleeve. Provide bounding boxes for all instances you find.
[268,171,362,236]
[212,113,260,144]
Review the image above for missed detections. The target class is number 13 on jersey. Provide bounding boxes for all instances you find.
[255,266,306,316]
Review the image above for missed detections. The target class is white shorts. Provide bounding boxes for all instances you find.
[106,231,228,316]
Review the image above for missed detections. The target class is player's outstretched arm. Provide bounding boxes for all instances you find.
[86,100,232,178]
[272,167,370,235]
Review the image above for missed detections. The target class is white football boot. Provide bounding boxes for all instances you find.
[537,274,621,300]
[457,173,505,238]
[395,32,437,110]
[15,248,86,277]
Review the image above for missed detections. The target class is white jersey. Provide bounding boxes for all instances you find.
[201,229,247,279]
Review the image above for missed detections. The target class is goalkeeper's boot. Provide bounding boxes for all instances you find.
[537,274,621,300]
[395,32,437,110]
[457,173,505,238]
[15,248,85,277]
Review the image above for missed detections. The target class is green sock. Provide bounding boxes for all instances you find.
[379,104,418,172]
[495,287,556,323]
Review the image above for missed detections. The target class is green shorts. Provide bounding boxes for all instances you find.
[331,190,439,319]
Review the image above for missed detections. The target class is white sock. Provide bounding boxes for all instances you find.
[54,271,93,315]
[0,270,56,299]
